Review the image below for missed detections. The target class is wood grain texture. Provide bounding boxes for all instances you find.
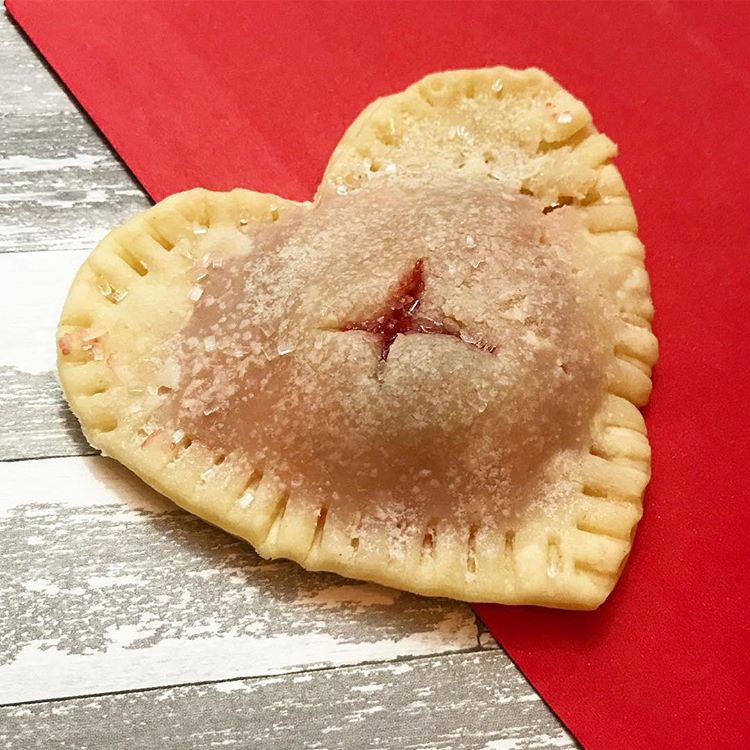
[0,249,87,374]
[0,249,97,459]
[0,12,76,117]
[0,456,492,704]
[0,651,574,750]
[0,12,572,748]
[0,17,150,257]
[0,366,93,459]
[0,113,149,254]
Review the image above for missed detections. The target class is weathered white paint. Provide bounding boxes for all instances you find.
[0,154,105,173]
[0,188,114,205]
[0,455,480,704]
[0,17,79,116]
[0,222,108,253]
[0,651,574,749]
[484,737,572,750]
[0,249,87,373]
[297,583,399,608]
[0,627,474,705]
[0,455,172,515]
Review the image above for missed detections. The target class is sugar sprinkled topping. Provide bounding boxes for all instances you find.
[238,491,255,509]
[447,125,471,141]
[175,239,194,259]
[154,173,612,532]
[170,429,185,444]
[81,329,106,343]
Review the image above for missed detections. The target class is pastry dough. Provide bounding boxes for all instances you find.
[57,67,656,608]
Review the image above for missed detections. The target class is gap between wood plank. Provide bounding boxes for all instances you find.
[0,649,574,750]
[0,643,498,710]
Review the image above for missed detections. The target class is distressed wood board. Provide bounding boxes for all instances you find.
[0,12,574,748]
[0,455,487,704]
[0,652,574,750]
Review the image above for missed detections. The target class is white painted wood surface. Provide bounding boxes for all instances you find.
[0,12,574,748]
[0,455,482,704]
[0,652,573,750]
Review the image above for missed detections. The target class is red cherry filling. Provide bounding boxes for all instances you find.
[342,258,496,360]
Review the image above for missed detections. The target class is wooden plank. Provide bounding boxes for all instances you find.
[1,13,148,455]
[0,112,150,255]
[0,249,85,374]
[0,651,573,749]
[1,17,150,256]
[0,13,77,117]
[0,455,487,704]
[0,249,94,458]
[0,367,93,460]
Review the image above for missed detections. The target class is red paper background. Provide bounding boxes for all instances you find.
[6,2,750,748]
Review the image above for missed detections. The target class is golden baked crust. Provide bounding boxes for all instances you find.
[57,67,656,608]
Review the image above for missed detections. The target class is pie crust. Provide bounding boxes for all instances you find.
[57,67,657,608]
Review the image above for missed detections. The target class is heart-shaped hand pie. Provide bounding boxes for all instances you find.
[57,67,656,608]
